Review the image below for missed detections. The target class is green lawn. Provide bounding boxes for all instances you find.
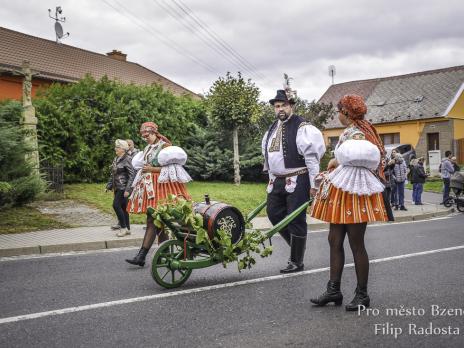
[405,178,443,193]
[0,206,71,234]
[65,181,269,224]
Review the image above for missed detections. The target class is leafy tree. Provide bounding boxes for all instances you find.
[259,97,334,131]
[206,72,261,185]
[0,100,44,208]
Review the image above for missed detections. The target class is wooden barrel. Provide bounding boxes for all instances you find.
[193,201,245,244]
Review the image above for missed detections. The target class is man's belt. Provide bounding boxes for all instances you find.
[273,168,308,178]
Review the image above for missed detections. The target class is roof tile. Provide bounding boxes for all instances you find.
[0,26,199,98]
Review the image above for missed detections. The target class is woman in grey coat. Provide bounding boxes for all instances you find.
[392,153,408,211]
[106,139,135,236]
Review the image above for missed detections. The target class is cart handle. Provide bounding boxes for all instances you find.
[263,199,313,240]
[245,200,267,223]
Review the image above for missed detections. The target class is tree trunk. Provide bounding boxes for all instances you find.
[233,126,240,185]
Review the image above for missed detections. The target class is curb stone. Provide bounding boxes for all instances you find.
[0,209,455,258]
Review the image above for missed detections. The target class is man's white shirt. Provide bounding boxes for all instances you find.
[262,116,326,188]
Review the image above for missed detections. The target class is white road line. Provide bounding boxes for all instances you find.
[1,244,463,325]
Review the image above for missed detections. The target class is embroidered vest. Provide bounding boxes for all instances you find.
[265,115,309,169]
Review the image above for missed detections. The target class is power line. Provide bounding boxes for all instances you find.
[172,0,267,81]
[100,0,217,74]
[152,0,261,81]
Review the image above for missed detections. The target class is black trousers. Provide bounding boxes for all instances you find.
[266,174,310,237]
[113,189,130,229]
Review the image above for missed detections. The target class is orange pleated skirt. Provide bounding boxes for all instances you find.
[311,183,388,224]
[127,172,191,214]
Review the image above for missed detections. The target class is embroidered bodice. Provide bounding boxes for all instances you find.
[143,140,165,166]
[336,125,365,149]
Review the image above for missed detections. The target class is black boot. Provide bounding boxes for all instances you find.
[345,285,370,311]
[310,280,343,306]
[125,247,149,267]
[279,229,291,246]
[280,234,306,273]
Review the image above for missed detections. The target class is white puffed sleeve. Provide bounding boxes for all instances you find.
[335,139,380,170]
[130,151,145,188]
[158,164,192,183]
[262,131,269,172]
[157,146,192,183]
[296,125,326,187]
[158,146,188,166]
[131,151,144,170]
[328,139,384,195]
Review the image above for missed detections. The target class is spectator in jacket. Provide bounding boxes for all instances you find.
[384,155,396,206]
[388,150,398,207]
[106,139,135,237]
[392,153,408,211]
[411,157,427,205]
[440,151,455,204]
[126,139,139,158]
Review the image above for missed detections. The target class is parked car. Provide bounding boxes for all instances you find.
[384,144,416,165]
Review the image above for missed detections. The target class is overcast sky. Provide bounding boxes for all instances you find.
[1,0,463,102]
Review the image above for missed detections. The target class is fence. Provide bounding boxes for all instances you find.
[40,160,64,193]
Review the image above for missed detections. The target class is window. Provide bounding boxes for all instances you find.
[380,133,400,145]
[328,137,339,150]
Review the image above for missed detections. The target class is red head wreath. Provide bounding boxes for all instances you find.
[140,121,172,145]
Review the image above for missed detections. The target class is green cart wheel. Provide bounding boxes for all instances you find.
[151,239,193,289]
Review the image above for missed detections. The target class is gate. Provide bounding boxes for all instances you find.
[40,160,64,193]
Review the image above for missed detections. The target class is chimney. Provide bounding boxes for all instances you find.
[106,50,127,62]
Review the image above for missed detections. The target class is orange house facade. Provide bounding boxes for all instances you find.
[319,66,464,163]
[0,75,52,101]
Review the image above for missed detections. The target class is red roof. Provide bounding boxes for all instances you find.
[0,26,200,99]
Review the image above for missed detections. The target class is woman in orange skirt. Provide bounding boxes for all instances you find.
[310,95,391,311]
[125,121,191,267]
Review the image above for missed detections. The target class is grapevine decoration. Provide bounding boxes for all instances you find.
[148,195,273,271]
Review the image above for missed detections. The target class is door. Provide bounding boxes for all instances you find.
[427,133,439,151]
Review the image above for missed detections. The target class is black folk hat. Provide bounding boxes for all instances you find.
[269,89,296,105]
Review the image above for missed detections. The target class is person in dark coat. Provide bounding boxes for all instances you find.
[410,157,427,205]
[106,139,135,236]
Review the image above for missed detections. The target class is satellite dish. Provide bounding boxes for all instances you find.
[55,22,64,39]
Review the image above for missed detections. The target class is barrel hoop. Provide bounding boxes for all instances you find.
[207,206,227,239]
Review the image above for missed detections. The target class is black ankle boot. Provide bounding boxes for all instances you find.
[345,285,370,311]
[310,280,343,306]
[280,235,306,274]
[125,248,148,267]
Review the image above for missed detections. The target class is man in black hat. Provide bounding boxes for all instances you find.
[262,89,326,273]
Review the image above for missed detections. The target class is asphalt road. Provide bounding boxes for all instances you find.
[1,213,463,347]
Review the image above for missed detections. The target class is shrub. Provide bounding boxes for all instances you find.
[34,76,205,182]
[0,100,44,208]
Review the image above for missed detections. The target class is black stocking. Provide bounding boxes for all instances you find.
[142,215,158,250]
[142,215,169,250]
[346,223,369,287]
[328,224,346,282]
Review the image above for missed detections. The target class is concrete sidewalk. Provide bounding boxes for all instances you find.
[0,203,454,257]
